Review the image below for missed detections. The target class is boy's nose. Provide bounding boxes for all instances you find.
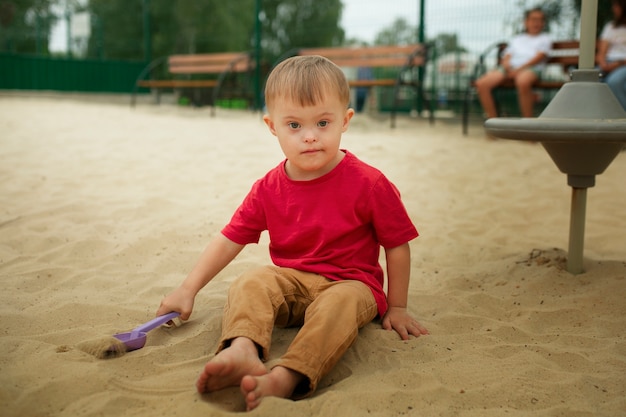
[303,129,317,142]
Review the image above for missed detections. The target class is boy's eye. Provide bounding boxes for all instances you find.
[317,120,328,127]
[288,122,301,129]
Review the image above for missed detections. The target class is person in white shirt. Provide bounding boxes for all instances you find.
[475,8,552,121]
[596,0,626,110]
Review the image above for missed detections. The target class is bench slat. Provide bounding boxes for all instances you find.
[299,45,426,68]
[348,79,397,87]
[322,56,424,68]
[301,44,425,58]
[169,61,251,74]
[137,80,218,88]
[169,53,247,64]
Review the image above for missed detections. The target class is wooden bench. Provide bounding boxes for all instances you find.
[462,40,581,135]
[280,44,433,127]
[130,52,254,114]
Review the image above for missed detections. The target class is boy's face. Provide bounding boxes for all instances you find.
[264,92,354,181]
[525,11,545,35]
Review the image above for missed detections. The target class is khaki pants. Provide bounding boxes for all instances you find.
[217,265,378,398]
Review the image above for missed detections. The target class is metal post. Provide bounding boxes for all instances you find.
[254,0,262,111]
[417,0,425,44]
[567,187,587,274]
[416,0,426,113]
[565,0,596,274]
[66,0,72,58]
[143,0,152,64]
[578,0,597,69]
[36,12,41,55]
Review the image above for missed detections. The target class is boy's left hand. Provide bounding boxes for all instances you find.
[382,306,429,340]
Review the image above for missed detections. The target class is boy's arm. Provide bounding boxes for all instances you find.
[501,53,513,72]
[517,50,548,72]
[596,39,609,69]
[382,243,429,340]
[156,233,245,319]
[595,40,624,72]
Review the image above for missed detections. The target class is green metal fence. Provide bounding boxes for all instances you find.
[0,53,145,93]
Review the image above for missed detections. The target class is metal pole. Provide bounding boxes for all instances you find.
[565,0,597,274]
[567,187,587,274]
[254,0,262,111]
[36,12,41,55]
[66,0,72,58]
[143,0,152,64]
[578,0,598,69]
[417,0,425,43]
[417,0,426,113]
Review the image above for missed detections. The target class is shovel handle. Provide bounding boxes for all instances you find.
[132,312,180,334]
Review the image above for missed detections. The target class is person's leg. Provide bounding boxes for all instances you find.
[355,90,367,113]
[605,66,626,110]
[475,69,506,118]
[515,69,539,118]
[241,277,378,410]
[197,266,305,394]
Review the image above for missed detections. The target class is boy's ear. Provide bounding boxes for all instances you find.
[263,114,277,136]
[342,108,355,132]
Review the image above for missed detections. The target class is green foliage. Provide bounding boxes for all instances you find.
[373,17,467,56]
[573,0,614,36]
[433,33,467,54]
[540,0,614,36]
[82,0,343,62]
[374,18,416,46]
[17,0,611,64]
[86,0,143,60]
[0,0,57,54]
[172,1,255,54]
[86,0,256,60]
[540,0,564,32]
[260,0,344,58]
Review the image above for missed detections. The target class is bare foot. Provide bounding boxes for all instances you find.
[240,366,303,411]
[196,337,267,393]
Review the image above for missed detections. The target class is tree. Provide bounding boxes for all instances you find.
[573,0,613,37]
[260,0,344,58]
[372,17,467,56]
[172,1,255,54]
[85,0,255,61]
[86,0,143,59]
[373,18,416,46]
[83,0,342,63]
[0,0,57,54]
[432,33,467,55]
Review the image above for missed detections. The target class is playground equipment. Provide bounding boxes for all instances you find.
[484,0,626,274]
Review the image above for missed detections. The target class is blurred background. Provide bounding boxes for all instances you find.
[0,0,616,121]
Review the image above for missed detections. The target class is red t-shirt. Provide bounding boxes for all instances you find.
[221,150,418,316]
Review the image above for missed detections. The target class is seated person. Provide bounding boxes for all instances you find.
[596,0,626,110]
[475,7,552,120]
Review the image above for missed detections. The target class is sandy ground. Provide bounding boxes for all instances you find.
[1,93,625,417]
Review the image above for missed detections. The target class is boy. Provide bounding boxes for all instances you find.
[156,55,428,411]
[475,7,552,120]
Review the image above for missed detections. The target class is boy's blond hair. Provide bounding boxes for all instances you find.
[264,55,351,110]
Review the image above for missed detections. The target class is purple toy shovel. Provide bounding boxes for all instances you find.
[110,311,180,353]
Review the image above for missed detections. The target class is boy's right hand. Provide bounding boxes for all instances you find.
[156,285,196,321]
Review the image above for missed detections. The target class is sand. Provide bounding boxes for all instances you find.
[1,93,625,417]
